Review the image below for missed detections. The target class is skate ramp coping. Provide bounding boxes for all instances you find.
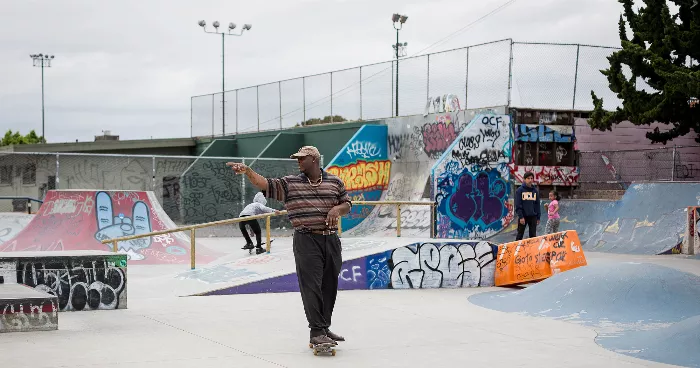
[469,262,700,367]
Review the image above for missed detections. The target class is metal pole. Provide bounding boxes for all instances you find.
[190,228,196,270]
[211,94,215,137]
[359,66,363,120]
[330,72,333,124]
[235,90,239,134]
[55,153,60,189]
[572,44,580,110]
[507,39,514,108]
[190,96,193,137]
[222,33,226,134]
[465,47,470,109]
[391,61,394,117]
[396,204,402,237]
[279,81,283,129]
[302,77,306,123]
[266,216,272,253]
[257,85,260,131]
[672,145,677,181]
[151,156,156,191]
[41,61,45,141]
[426,54,430,102]
[395,28,400,117]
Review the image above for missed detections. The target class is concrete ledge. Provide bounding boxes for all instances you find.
[0,251,127,311]
[0,284,58,333]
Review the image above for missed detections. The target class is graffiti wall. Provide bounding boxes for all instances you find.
[325,125,389,231]
[0,190,219,265]
[515,124,574,143]
[0,290,58,332]
[509,165,580,186]
[3,253,129,311]
[432,114,513,239]
[345,105,507,237]
[201,241,498,295]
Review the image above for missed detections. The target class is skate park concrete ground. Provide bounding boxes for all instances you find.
[1,236,696,367]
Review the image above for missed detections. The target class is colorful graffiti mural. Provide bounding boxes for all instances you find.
[515,124,574,143]
[325,125,389,231]
[200,241,498,295]
[510,165,580,186]
[432,114,513,239]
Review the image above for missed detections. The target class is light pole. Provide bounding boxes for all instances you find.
[392,13,408,117]
[30,53,54,143]
[198,20,251,135]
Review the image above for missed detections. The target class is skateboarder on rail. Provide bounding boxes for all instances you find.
[227,146,352,347]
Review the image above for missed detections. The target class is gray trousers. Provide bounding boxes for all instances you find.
[293,231,342,338]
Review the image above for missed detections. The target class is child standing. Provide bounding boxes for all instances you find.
[545,191,561,234]
[515,172,541,240]
[239,191,276,254]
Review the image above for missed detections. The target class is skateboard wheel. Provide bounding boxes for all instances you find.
[309,343,313,349]
[313,350,318,356]
[331,350,336,356]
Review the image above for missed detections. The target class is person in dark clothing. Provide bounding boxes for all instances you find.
[227,146,352,347]
[514,171,541,240]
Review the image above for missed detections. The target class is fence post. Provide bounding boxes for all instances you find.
[211,94,215,137]
[359,66,363,120]
[391,61,395,117]
[55,154,60,189]
[426,54,430,102]
[672,145,677,181]
[279,81,283,129]
[507,39,514,108]
[396,204,402,238]
[151,156,156,191]
[241,158,246,212]
[572,44,581,110]
[266,216,272,253]
[190,96,193,137]
[465,47,470,109]
[303,77,306,123]
[330,72,333,124]
[257,85,260,132]
[235,90,239,134]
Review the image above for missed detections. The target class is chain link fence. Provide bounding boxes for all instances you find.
[191,39,622,137]
[0,152,305,232]
[578,146,700,190]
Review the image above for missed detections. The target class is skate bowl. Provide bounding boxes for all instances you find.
[0,190,220,265]
[488,182,700,255]
[0,213,33,245]
[469,261,700,367]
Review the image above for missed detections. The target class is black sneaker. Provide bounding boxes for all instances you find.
[255,247,266,255]
[242,243,254,250]
[326,330,345,342]
[310,335,336,346]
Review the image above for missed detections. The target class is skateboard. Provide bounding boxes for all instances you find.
[246,239,274,254]
[309,342,336,356]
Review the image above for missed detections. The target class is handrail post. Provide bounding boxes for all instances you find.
[266,215,272,253]
[190,228,196,270]
[396,204,402,237]
[112,240,118,253]
[337,216,342,237]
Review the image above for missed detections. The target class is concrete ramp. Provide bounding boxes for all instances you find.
[489,182,700,255]
[179,238,498,296]
[469,262,700,367]
[0,190,220,265]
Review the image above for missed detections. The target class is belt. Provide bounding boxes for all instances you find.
[298,229,337,235]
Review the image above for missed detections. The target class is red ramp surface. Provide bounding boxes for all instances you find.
[0,190,219,265]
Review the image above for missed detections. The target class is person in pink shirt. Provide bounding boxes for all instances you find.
[545,191,561,234]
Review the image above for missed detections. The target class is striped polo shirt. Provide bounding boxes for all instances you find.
[266,170,352,231]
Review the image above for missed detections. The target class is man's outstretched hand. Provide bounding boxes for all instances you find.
[227,162,248,174]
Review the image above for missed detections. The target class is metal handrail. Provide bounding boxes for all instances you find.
[0,196,44,214]
[100,200,436,269]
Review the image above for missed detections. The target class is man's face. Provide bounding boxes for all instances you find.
[297,156,314,172]
[525,176,533,186]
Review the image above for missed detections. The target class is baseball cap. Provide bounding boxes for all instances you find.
[290,146,321,160]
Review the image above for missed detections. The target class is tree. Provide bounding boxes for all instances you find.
[295,115,348,127]
[0,130,45,146]
[587,0,700,144]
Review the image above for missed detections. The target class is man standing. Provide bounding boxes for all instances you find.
[227,146,352,347]
[514,171,541,240]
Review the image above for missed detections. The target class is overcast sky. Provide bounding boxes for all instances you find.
[0,0,626,143]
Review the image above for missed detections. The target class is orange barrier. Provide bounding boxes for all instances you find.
[495,230,587,287]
